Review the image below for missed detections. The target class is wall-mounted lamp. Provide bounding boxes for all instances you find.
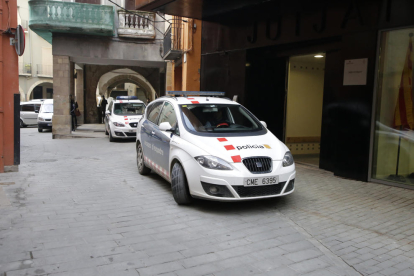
[314,54,324,58]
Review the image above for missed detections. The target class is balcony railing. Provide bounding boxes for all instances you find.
[19,62,32,75]
[37,64,53,77]
[29,0,114,44]
[163,17,184,60]
[117,10,155,39]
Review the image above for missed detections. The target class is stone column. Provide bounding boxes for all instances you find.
[166,61,174,94]
[52,56,74,138]
[75,69,84,125]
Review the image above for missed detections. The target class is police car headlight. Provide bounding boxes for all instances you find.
[283,152,294,167]
[113,122,125,127]
[195,156,233,170]
[38,117,45,121]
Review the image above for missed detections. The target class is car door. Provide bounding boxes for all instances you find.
[152,101,178,177]
[21,104,36,125]
[140,101,164,166]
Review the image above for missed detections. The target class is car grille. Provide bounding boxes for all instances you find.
[130,123,138,127]
[125,132,136,137]
[45,119,51,122]
[242,157,272,174]
[232,182,286,198]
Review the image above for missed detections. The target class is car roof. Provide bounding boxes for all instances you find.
[113,99,144,104]
[157,97,239,106]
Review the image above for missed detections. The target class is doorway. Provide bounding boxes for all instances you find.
[285,53,326,167]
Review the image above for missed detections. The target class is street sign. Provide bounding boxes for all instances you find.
[15,25,25,56]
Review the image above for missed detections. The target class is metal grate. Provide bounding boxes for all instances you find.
[285,180,294,193]
[125,132,136,137]
[232,182,286,198]
[242,157,272,174]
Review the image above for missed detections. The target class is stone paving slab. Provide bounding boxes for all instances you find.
[0,128,413,275]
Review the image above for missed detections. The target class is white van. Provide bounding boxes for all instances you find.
[37,99,53,132]
[20,102,42,127]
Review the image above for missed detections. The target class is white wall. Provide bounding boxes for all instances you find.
[18,0,53,100]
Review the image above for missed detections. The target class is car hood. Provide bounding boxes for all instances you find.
[121,115,142,122]
[39,113,53,119]
[186,132,288,163]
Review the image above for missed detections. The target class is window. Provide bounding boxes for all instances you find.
[372,28,414,187]
[159,102,177,127]
[21,104,34,112]
[147,102,163,124]
[180,104,262,134]
[113,103,145,115]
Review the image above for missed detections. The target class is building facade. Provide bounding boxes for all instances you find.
[136,0,414,189]
[18,0,54,102]
[29,0,166,136]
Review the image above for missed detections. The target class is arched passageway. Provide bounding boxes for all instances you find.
[27,80,53,100]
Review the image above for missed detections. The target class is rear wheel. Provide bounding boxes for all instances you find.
[137,143,151,175]
[171,162,192,205]
[38,128,42,133]
[20,120,26,128]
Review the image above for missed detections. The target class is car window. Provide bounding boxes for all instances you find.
[180,104,262,133]
[40,103,53,113]
[147,102,163,124]
[21,104,34,112]
[158,102,177,127]
[114,103,145,115]
[34,104,41,111]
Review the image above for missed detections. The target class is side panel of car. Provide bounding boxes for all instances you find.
[21,104,39,125]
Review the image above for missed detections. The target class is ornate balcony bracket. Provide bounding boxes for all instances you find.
[117,10,156,39]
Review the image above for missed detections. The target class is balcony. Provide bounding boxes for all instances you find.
[19,62,32,76]
[163,18,184,60]
[29,0,114,44]
[37,64,53,77]
[117,10,155,39]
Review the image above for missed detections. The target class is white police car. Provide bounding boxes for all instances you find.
[136,91,295,204]
[105,96,146,142]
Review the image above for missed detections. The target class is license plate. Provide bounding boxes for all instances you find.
[47,124,52,126]
[244,176,279,187]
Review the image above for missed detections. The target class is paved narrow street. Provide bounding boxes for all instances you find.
[0,128,413,276]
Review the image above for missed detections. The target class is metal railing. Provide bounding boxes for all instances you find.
[19,62,32,75]
[163,16,185,60]
[37,64,53,77]
[117,10,155,39]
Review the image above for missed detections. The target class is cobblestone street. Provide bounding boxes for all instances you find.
[0,128,413,276]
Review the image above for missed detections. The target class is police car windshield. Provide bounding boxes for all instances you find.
[41,104,53,113]
[114,103,145,115]
[180,104,262,133]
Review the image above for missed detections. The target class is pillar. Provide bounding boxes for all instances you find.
[75,68,84,125]
[166,61,174,92]
[52,55,74,138]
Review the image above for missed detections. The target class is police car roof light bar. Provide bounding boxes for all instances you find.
[166,91,225,97]
[116,96,138,100]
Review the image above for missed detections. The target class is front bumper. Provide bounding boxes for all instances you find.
[111,126,137,138]
[183,158,296,201]
[38,121,52,129]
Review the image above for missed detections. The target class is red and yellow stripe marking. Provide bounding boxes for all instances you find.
[144,156,170,179]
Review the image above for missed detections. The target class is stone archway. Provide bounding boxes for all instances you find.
[100,74,156,101]
[27,80,53,100]
[85,65,161,123]
[19,86,25,102]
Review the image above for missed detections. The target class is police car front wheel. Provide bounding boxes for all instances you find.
[137,143,151,175]
[171,162,192,205]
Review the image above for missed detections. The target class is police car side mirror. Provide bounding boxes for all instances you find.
[35,110,39,114]
[260,121,267,128]
[105,110,111,115]
[159,122,173,132]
